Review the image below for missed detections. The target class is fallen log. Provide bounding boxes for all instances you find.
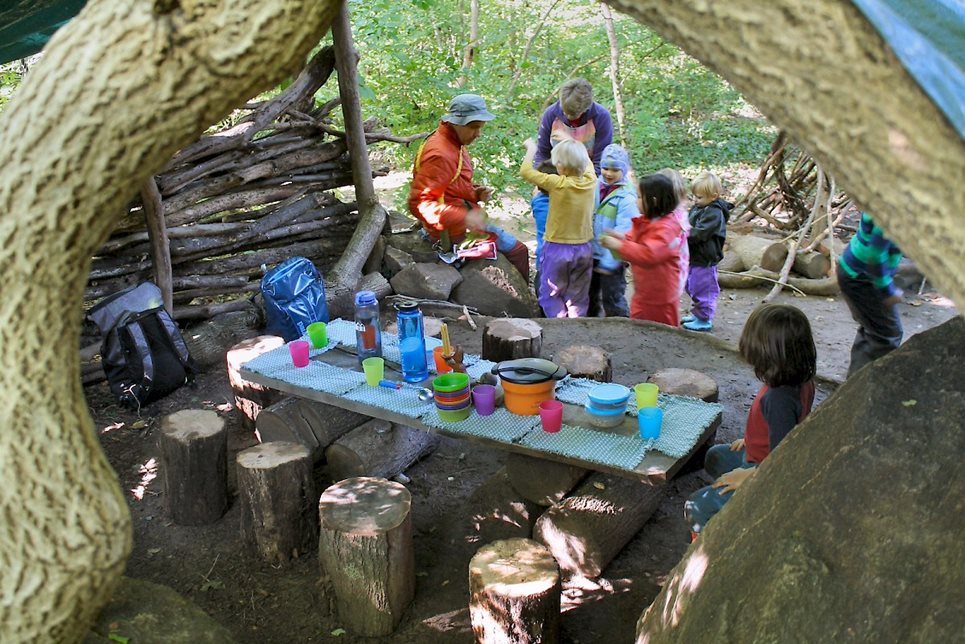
[729,234,789,273]
[324,421,440,481]
[793,249,832,279]
[718,266,839,295]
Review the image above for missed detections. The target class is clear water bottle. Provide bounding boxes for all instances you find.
[354,290,382,365]
[395,300,428,383]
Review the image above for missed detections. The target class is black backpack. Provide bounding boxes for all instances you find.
[89,283,199,409]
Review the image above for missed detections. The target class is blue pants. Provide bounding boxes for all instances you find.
[684,444,755,534]
[588,263,629,317]
[836,264,903,377]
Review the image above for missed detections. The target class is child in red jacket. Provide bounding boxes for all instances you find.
[601,173,682,326]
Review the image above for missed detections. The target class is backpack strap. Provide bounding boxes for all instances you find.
[120,319,155,404]
[149,308,200,380]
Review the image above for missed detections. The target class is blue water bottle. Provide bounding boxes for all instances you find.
[395,300,429,383]
[354,290,382,365]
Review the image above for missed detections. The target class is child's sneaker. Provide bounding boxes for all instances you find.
[681,314,697,324]
[683,317,713,332]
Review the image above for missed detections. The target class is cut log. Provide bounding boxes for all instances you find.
[481,318,543,362]
[469,538,561,644]
[187,308,263,368]
[466,468,543,545]
[729,234,789,273]
[793,249,832,279]
[647,368,719,403]
[717,249,745,273]
[236,442,317,565]
[294,400,370,452]
[718,266,840,295]
[226,335,286,431]
[318,477,414,636]
[505,453,588,507]
[553,344,612,383]
[256,397,324,463]
[324,421,440,481]
[158,409,227,526]
[534,472,665,578]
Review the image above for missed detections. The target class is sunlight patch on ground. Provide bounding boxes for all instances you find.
[131,457,158,501]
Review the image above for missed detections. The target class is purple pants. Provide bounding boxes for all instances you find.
[686,265,720,321]
[539,241,593,318]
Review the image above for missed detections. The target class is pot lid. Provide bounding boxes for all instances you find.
[491,358,567,384]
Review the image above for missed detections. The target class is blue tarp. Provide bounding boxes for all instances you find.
[0,1,961,137]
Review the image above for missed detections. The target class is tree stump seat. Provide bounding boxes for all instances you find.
[481,318,543,362]
[226,335,285,431]
[553,344,612,382]
[236,441,317,565]
[158,409,227,526]
[647,368,719,402]
[469,538,561,644]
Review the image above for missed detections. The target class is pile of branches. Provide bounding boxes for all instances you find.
[84,45,408,325]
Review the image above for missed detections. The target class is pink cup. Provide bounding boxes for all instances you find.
[539,400,563,433]
[288,340,310,368]
[472,384,496,416]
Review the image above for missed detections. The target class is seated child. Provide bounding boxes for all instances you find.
[683,171,732,332]
[600,173,682,326]
[684,303,817,540]
[588,144,638,317]
[657,167,691,299]
[520,138,597,318]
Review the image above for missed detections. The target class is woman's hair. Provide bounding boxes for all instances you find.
[739,304,817,387]
[559,78,593,117]
[657,168,687,204]
[550,139,590,174]
[638,174,678,218]
[691,171,723,199]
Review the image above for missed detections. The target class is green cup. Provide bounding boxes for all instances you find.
[635,383,659,409]
[307,322,327,349]
[362,357,384,387]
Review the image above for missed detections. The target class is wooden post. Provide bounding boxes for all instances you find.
[553,344,612,383]
[237,442,317,565]
[647,368,720,402]
[469,538,561,644]
[481,318,543,362]
[318,477,414,636]
[226,335,285,431]
[534,472,664,578]
[140,176,173,313]
[158,409,227,525]
[324,420,440,481]
[505,453,588,507]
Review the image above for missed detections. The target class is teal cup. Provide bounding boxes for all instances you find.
[638,407,663,440]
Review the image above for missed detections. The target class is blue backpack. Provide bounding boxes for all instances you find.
[261,257,329,341]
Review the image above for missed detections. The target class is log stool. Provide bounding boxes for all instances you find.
[553,344,612,382]
[226,335,285,431]
[324,420,440,481]
[237,441,317,565]
[257,398,371,464]
[318,477,414,636]
[506,453,588,506]
[647,368,719,402]
[159,409,227,525]
[469,538,561,644]
[481,318,542,362]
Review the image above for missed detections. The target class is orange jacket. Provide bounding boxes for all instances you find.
[408,122,478,241]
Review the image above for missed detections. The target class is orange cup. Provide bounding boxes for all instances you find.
[433,346,453,374]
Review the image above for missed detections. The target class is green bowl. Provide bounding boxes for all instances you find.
[436,406,471,422]
[432,372,470,393]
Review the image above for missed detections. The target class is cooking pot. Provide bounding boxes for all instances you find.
[491,359,568,415]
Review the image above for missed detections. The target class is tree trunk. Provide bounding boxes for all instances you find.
[457,0,480,87]
[0,1,338,638]
[611,0,965,308]
[601,1,627,147]
[141,176,173,313]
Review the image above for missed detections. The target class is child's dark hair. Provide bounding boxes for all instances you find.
[739,304,816,387]
[638,174,677,219]
[536,160,558,195]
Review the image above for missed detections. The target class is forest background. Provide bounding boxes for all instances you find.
[0,0,775,212]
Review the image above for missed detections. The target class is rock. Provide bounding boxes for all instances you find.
[390,262,463,300]
[383,245,415,276]
[384,230,439,263]
[84,577,237,643]
[451,255,540,317]
[636,317,965,644]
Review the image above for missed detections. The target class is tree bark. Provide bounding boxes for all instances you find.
[158,410,228,526]
[141,176,173,313]
[729,234,789,273]
[610,0,965,307]
[324,421,440,481]
[482,318,543,362]
[601,1,627,146]
[0,2,337,633]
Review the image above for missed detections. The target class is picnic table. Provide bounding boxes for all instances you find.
[239,319,722,485]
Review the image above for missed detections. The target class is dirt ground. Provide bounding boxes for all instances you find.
[86,280,958,643]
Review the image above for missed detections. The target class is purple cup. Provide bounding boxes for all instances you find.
[289,340,310,368]
[472,384,496,416]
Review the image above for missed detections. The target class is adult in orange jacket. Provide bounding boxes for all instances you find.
[408,94,529,281]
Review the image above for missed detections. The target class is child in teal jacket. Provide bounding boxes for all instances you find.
[589,144,638,317]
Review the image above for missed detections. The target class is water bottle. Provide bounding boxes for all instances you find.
[395,300,429,383]
[354,290,382,365]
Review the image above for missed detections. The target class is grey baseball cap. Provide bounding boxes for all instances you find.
[441,94,495,125]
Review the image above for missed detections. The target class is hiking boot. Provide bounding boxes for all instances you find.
[681,314,697,324]
[683,317,713,332]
